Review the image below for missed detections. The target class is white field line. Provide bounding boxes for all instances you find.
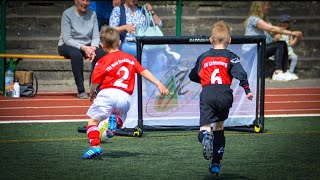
[0,115,86,118]
[265,94,320,96]
[0,106,89,110]
[1,101,319,110]
[0,114,319,124]
[265,100,320,103]
[264,109,320,112]
[0,119,88,123]
[266,87,320,90]
[0,99,87,102]
[1,94,319,101]
[265,114,320,117]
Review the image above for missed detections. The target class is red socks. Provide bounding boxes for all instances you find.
[116,116,123,129]
[86,125,100,146]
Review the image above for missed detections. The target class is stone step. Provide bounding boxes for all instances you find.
[5,38,320,61]
[12,57,320,82]
[2,1,319,83]
[15,60,91,85]
[5,1,320,17]
[5,15,320,35]
[6,1,72,16]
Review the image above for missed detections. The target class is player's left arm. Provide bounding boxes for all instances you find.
[140,69,169,96]
[229,56,252,99]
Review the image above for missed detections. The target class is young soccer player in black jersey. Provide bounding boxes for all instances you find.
[189,20,254,175]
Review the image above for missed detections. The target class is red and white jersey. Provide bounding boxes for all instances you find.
[198,56,232,86]
[189,48,251,94]
[91,50,145,95]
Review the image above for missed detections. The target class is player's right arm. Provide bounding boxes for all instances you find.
[189,56,202,83]
[140,70,169,96]
[89,83,99,102]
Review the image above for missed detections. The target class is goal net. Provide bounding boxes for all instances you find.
[121,35,266,132]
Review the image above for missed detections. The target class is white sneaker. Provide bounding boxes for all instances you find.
[272,71,289,81]
[285,71,299,80]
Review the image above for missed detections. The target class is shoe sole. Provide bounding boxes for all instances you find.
[108,115,117,131]
[202,134,213,160]
[83,152,102,159]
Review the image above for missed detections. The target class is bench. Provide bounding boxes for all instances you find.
[0,54,68,96]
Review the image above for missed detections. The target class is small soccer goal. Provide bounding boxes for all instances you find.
[119,35,266,134]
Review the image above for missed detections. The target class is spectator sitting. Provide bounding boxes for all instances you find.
[274,14,303,80]
[243,1,303,81]
[109,0,167,95]
[58,0,106,99]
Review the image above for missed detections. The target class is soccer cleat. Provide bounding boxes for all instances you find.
[209,163,221,175]
[202,132,213,160]
[107,114,117,138]
[82,146,102,159]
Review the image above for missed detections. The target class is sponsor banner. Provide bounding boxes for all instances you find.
[123,44,257,128]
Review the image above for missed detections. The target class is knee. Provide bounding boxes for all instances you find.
[212,121,224,131]
[291,54,298,61]
[278,41,288,50]
[70,51,84,61]
[88,118,99,126]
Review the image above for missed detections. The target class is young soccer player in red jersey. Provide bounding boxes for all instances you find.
[82,26,169,159]
[189,21,254,175]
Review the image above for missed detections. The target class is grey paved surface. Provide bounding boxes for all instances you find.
[265,78,320,88]
[37,78,320,92]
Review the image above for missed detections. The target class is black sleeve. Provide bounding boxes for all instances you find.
[229,55,251,94]
[188,56,201,84]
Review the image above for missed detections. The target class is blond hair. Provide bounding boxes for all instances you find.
[211,20,231,46]
[244,1,268,26]
[100,25,120,49]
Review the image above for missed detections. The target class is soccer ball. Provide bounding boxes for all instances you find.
[98,120,109,143]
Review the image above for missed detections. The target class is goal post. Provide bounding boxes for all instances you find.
[120,35,266,134]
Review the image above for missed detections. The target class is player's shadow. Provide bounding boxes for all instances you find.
[100,150,141,159]
[201,173,256,180]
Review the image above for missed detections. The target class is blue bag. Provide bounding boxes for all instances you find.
[135,5,166,51]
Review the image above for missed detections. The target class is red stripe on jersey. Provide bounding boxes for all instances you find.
[198,56,231,86]
[91,51,145,95]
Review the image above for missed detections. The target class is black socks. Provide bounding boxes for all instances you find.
[198,130,209,143]
[212,130,225,164]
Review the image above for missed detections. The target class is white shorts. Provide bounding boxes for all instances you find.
[86,88,131,122]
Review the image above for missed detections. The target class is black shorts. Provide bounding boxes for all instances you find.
[199,84,233,127]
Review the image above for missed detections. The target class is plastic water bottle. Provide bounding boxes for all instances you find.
[13,79,20,98]
[5,68,14,97]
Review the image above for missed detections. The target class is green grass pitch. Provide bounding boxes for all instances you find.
[0,117,319,179]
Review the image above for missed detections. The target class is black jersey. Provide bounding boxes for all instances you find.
[189,48,251,94]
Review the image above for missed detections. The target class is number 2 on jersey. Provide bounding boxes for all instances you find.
[114,66,129,88]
